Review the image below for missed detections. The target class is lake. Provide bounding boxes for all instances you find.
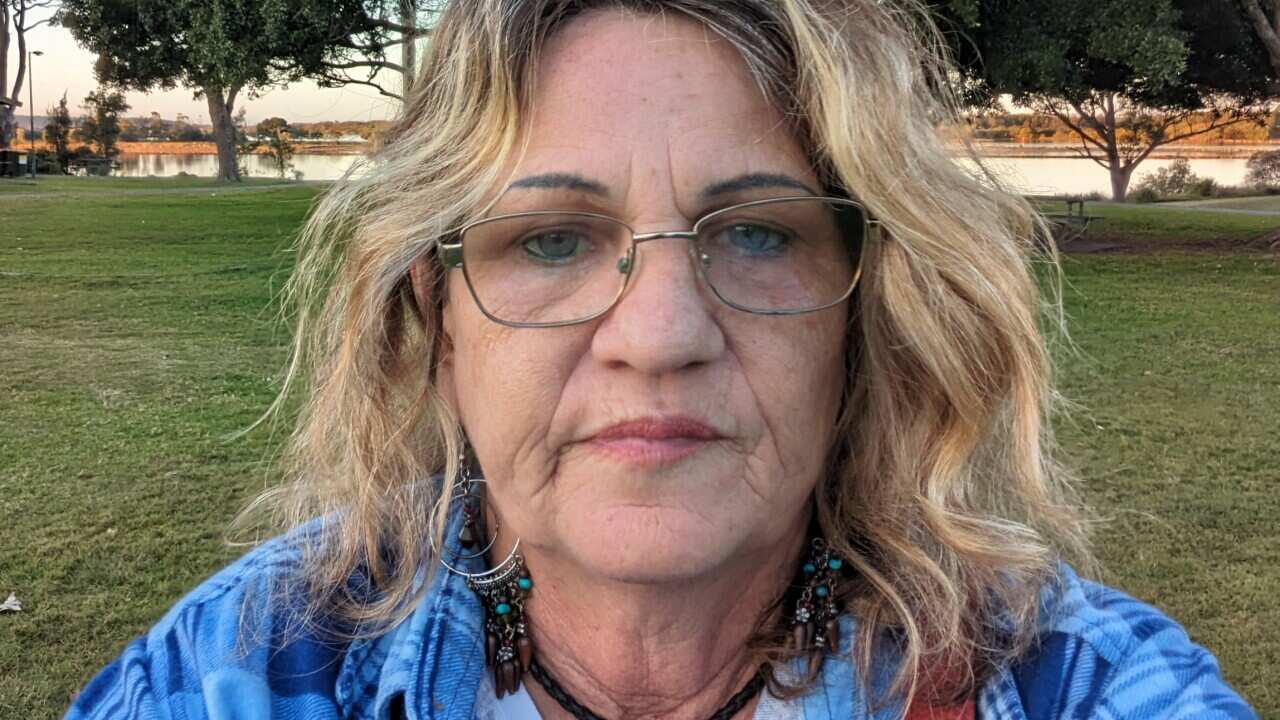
[116,153,1252,197]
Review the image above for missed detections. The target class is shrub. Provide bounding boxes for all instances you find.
[1188,177,1217,197]
[1131,186,1160,204]
[1246,149,1280,189]
[1131,158,1221,200]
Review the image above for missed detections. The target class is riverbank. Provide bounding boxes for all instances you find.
[20,140,371,156]
[112,141,1280,159]
[17,139,1279,159]
[116,140,370,155]
[968,141,1280,159]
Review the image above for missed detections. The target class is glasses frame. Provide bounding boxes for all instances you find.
[437,195,879,329]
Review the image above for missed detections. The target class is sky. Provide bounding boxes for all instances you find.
[7,9,398,125]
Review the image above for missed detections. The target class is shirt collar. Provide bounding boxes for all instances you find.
[335,487,489,720]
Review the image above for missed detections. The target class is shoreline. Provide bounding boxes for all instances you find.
[19,140,1277,160]
[115,141,370,156]
[964,142,1279,160]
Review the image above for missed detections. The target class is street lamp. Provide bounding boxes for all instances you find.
[28,49,43,179]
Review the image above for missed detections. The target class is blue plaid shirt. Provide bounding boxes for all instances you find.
[66,517,1257,720]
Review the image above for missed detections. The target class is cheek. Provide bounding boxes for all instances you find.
[443,295,589,481]
[732,310,847,473]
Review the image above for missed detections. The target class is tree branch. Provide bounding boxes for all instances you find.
[1240,0,1280,78]
[1044,101,1111,156]
[1041,105,1112,169]
[367,17,431,37]
[315,71,403,101]
[324,59,405,74]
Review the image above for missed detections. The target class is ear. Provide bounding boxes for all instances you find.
[408,254,436,327]
[409,255,459,410]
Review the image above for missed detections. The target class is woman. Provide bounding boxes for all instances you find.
[68,1,1255,718]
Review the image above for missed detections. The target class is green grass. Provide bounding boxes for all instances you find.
[1036,198,1280,242]
[1090,202,1280,242]
[1164,194,1280,212]
[0,175,287,195]
[2,177,1278,716]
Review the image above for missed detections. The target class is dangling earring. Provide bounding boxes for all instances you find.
[789,537,846,675]
[435,449,535,698]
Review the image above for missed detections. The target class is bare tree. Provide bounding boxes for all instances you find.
[0,0,55,150]
[1037,92,1263,201]
[314,0,438,101]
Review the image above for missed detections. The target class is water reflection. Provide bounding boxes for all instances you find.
[115,152,1251,196]
[115,153,365,181]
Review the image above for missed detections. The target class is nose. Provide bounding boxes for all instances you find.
[589,231,725,374]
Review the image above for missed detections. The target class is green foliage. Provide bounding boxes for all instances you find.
[56,0,383,99]
[232,108,256,180]
[55,0,394,180]
[77,89,131,160]
[43,95,76,174]
[1245,150,1280,188]
[942,0,1276,200]
[254,117,297,179]
[1132,159,1214,199]
[1131,186,1162,204]
[947,0,1273,108]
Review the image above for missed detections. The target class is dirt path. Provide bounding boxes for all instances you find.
[1061,234,1280,255]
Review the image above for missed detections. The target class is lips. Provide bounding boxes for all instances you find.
[585,416,724,465]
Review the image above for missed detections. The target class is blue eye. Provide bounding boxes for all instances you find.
[522,230,587,262]
[724,223,789,255]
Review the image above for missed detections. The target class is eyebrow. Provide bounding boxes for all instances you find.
[507,173,610,195]
[503,171,818,200]
[701,172,818,199]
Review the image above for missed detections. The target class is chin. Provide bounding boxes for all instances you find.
[558,503,742,584]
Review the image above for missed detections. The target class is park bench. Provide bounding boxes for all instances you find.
[1042,199,1103,247]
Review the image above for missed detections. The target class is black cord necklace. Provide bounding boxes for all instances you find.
[528,658,766,720]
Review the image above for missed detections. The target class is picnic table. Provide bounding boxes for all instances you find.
[1042,199,1103,246]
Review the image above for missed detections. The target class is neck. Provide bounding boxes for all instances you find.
[506,527,808,720]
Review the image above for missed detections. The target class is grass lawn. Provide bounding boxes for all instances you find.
[1162,195,1280,212]
[0,175,289,195]
[2,177,1278,716]
[1035,197,1280,244]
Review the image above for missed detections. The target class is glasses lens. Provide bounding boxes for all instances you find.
[694,197,865,313]
[460,212,633,326]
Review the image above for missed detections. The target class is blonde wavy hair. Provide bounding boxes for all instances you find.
[244,0,1092,710]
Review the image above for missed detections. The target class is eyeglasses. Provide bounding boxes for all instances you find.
[438,195,878,328]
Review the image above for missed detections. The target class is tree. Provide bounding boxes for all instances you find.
[1238,0,1280,90]
[78,88,129,158]
[146,111,164,139]
[57,0,408,182]
[255,117,296,178]
[42,92,72,172]
[0,0,55,151]
[1246,149,1280,187]
[941,0,1275,200]
[312,0,439,100]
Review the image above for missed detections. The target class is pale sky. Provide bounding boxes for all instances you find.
[8,9,398,124]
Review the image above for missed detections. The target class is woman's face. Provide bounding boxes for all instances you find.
[437,9,849,583]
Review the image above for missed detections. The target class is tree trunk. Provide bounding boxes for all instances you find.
[1109,164,1135,202]
[400,0,417,97]
[1241,0,1280,89]
[206,87,240,182]
[0,107,15,152]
